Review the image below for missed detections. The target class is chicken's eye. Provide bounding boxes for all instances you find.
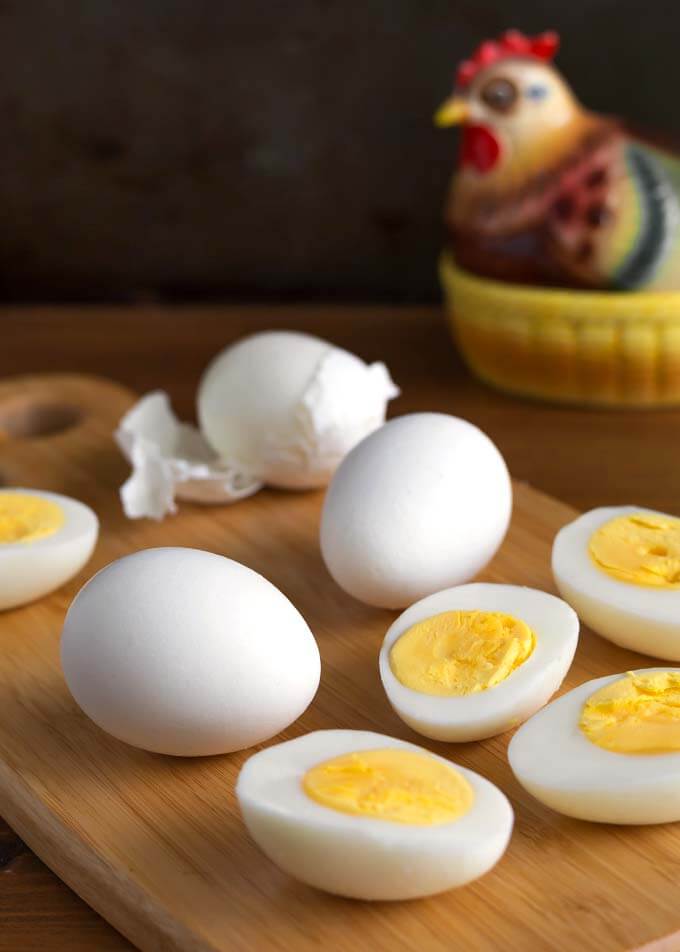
[526,83,549,100]
[480,78,518,113]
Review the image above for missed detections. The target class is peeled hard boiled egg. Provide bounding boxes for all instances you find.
[380,583,579,741]
[320,413,512,609]
[237,729,513,900]
[553,506,680,659]
[61,547,320,756]
[0,488,98,610]
[509,669,680,824]
[197,330,398,489]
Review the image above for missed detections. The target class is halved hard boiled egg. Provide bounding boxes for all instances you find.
[509,669,680,824]
[0,488,98,610]
[236,729,513,900]
[553,506,680,659]
[379,583,579,741]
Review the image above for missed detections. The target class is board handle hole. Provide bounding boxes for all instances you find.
[0,399,83,440]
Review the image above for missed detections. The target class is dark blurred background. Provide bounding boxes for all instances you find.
[0,0,677,302]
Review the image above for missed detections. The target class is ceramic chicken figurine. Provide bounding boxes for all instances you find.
[436,30,680,290]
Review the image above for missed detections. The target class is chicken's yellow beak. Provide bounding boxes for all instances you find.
[434,96,469,128]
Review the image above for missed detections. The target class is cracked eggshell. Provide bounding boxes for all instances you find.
[61,547,321,756]
[320,413,512,609]
[197,330,399,489]
[115,391,262,521]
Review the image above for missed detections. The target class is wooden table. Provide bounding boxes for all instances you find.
[2,304,679,951]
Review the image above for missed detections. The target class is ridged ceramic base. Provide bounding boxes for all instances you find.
[441,254,680,406]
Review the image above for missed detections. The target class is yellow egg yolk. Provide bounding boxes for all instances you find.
[580,671,680,754]
[0,492,64,544]
[389,609,536,697]
[302,748,474,825]
[589,513,680,588]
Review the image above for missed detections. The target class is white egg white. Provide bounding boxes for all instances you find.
[236,729,513,901]
[197,330,398,490]
[61,547,320,756]
[0,488,98,611]
[553,506,680,660]
[508,669,680,824]
[379,583,579,742]
[320,413,512,609]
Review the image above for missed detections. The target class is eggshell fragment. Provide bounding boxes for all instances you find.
[115,391,262,520]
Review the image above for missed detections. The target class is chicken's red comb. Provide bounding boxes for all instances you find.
[456,30,559,88]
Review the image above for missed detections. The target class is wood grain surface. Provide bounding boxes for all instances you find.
[2,305,680,952]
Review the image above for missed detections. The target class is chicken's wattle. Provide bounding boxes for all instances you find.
[460,125,501,173]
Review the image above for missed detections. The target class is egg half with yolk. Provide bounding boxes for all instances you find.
[553,506,680,660]
[236,729,513,900]
[0,488,98,610]
[509,668,680,824]
[379,583,579,742]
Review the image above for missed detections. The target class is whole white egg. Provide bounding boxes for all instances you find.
[197,330,398,489]
[237,729,513,900]
[320,413,512,608]
[61,548,320,756]
[553,506,680,660]
[380,583,579,741]
[0,488,98,610]
[509,669,680,824]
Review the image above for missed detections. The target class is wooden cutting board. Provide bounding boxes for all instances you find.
[1,373,679,952]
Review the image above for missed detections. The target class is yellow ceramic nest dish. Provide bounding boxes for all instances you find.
[441,254,680,406]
